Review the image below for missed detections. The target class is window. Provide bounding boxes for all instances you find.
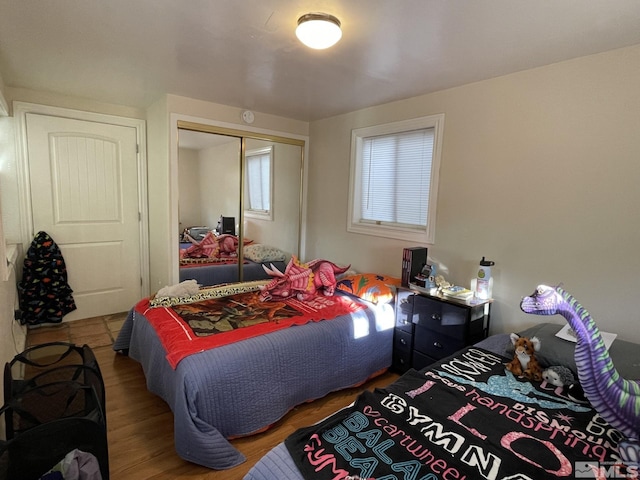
[245,146,273,220]
[348,114,444,243]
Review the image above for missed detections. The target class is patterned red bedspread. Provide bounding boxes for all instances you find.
[135,291,365,368]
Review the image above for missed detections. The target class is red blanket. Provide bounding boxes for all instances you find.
[135,292,365,368]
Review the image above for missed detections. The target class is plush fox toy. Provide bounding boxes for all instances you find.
[505,333,543,381]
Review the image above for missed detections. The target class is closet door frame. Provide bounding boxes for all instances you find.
[169,114,308,284]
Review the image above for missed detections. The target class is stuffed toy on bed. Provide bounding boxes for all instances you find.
[180,232,253,259]
[155,279,200,298]
[541,365,588,404]
[259,256,350,301]
[505,333,543,381]
[542,365,575,387]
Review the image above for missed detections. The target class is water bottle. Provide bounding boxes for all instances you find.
[475,257,495,300]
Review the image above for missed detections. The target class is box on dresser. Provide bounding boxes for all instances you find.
[401,247,427,287]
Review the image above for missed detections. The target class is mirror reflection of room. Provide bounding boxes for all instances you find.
[178,130,240,244]
[177,130,241,285]
[176,127,303,287]
[243,138,301,259]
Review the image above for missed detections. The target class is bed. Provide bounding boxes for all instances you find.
[245,322,640,480]
[112,280,396,470]
[179,258,287,285]
[179,241,289,286]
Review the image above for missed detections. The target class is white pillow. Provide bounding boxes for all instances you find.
[243,244,288,263]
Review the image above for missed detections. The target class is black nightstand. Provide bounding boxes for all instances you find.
[392,287,491,373]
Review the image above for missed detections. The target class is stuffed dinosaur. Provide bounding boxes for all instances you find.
[259,256,350,301]
[180,233,252,259]
[521,284,640,465]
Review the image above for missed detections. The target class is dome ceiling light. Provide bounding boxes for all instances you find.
[295,13,342,50]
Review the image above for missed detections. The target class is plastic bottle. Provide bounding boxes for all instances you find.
[475,257,495,300]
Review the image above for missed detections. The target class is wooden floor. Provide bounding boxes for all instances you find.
[26,315,399,480]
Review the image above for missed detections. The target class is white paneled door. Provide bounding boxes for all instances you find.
[25,112,142,320]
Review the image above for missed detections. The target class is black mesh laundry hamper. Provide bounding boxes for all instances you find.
[0,415,108,480]
[5,364,106,439]
[4,342,104,412]
[0,381,108,479]
[2,342,108,478]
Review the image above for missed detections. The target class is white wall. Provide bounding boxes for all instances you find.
[306,45,640,343]
[0,246,26,403]
[0,76,26,393]
[177,148,202,230]
[4,86,145,121]
[198,142,241,228]
[178,141,242,234]
[0,116,20,246]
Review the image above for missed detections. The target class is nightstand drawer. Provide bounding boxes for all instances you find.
[395,291,415,333]
[393,329,413,372]
[413,326,465,360]
[394,329,412,352]
[412,350,438,371]
[412,296,468,336]
[392,349,412,373]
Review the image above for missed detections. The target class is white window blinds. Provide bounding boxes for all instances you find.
[246,150,271,212]
[360,128,434,230]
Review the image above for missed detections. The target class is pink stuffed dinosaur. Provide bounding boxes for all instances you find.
[259,256,350,301]
[180,233,252,259]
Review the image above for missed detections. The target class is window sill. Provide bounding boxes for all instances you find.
[347,222,433,244]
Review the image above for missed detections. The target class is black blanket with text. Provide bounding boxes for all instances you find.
[285,347,628,480]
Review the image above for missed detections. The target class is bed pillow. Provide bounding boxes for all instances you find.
[243,244,288,263]
[336,273,401,305]
[508,322,640,379]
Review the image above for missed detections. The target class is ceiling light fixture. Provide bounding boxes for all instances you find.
[296,13,342,50]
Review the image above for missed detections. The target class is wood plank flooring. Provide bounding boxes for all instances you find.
[26,315,399,479]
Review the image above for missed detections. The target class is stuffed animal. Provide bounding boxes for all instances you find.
[521,284,640,467]
[505,333,543,381]
[156,279,200,298]
[259,257,350,301]
[541,365,588,404]
[541,365,575,387]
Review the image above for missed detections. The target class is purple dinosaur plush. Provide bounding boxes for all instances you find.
[521,284,640,466]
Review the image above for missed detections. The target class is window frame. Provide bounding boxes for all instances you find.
[347,114,444,244]
[244,145,274,221]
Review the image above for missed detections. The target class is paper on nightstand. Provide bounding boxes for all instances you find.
[555,324,617,351]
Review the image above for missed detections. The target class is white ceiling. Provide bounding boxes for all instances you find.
[1,0,640,122]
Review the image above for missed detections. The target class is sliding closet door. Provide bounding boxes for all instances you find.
[175,121,305,285]
[243,138,301,258]
[177,130,241,279]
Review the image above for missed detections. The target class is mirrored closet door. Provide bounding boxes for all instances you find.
[176,121,304,284]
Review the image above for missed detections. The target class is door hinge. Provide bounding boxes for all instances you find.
[136,144,139,153]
